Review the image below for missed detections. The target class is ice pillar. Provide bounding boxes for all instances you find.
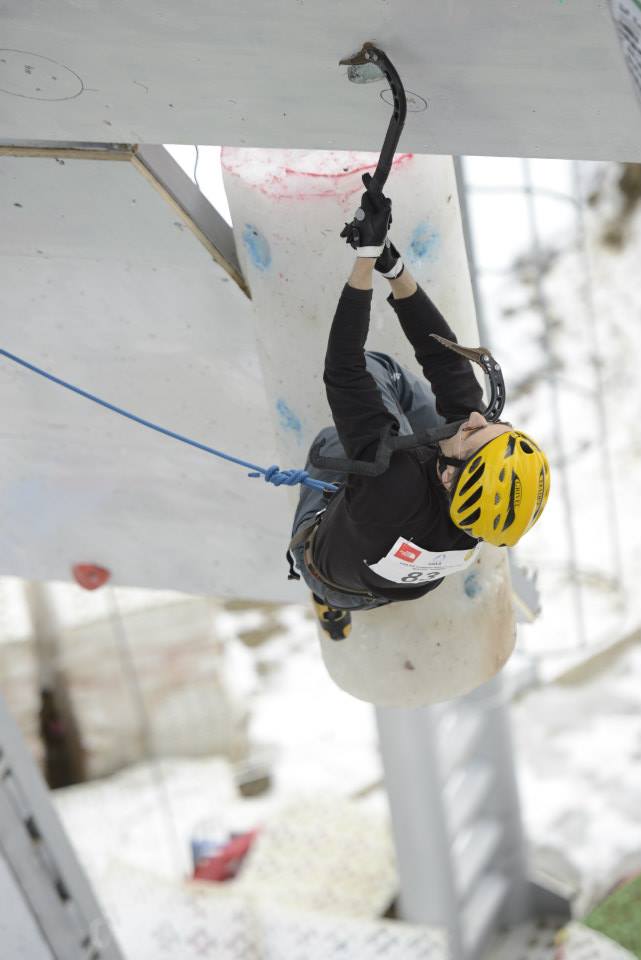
[223,148,514,707]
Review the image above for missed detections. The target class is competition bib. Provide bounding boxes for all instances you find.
[367,537,480,585]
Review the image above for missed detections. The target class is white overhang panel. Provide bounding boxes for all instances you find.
[0,148,290,599]
[1,1,641,160]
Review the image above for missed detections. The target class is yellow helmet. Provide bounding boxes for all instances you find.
[449,430,550,547]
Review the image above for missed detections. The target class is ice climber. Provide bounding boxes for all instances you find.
[288,175,550,640]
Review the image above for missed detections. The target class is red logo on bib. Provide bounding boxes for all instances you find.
[395,542,421,563]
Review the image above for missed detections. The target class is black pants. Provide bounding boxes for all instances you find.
[290,351,443,610]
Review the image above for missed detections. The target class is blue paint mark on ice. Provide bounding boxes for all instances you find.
[408,221,440,264]
[464,571,482,599]
[276,399,302,438]
[242,224,271,271]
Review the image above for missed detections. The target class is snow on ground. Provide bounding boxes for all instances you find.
[53,597,641,943]
[52,604,405,957]
[242,604,381,801]
[54,602,386,886]
[512,636,641,918]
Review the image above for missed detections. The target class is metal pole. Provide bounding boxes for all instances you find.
[571,160,626,601]
[453,157,493,349]
[521,158,587,647]
[461,162,626,634]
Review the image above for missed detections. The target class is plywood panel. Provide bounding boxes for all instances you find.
[1,1,641,160]
[0,152,294,599]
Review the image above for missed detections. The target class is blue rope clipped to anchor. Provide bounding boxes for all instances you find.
[0,349,339,494]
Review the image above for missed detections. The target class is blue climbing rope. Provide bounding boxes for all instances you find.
[0,349,339,494]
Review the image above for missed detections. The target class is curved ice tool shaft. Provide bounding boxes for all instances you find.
[310,338,505,477]
[339,42,408,192]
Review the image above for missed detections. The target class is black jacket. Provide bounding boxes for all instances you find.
[313,283,484,602]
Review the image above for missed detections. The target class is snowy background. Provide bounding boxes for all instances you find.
[1,153,641,958]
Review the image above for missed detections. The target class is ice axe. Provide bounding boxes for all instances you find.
[430,335,506,423]
[339,41,408,191]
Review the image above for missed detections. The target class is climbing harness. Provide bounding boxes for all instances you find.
[288,508,376,598]
[310,338,506,477]
[0,348,338,494]
[286,510,326,583]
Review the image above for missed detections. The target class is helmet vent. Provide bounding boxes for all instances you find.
[460,507,481,526]
[469,456,482,472]
[519,440,534,454]
[458,463,485,497]
[494,493,500,505]
[499,468,506,482]
[503,435,517,458]
[459,487,482,513]
[493,515,501,530]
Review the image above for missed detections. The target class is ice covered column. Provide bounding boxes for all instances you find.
[223,149,514,708]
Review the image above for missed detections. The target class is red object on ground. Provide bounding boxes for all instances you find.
[72,564,111,591]
[193,830,258,883]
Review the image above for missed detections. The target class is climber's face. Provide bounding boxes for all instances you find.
[437,412,512,493]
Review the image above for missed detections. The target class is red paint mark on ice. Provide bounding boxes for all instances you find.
[283,155,413,181]
[221,148,414,201]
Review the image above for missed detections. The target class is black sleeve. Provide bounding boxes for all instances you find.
[323,284,399,462]
[387,285,484,422]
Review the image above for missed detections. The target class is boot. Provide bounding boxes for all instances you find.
[311,594,352,641]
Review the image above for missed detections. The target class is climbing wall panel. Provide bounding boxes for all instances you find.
[0,150,292,599]
[2,1,641,160]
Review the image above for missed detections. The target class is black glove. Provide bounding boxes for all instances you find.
[340,173,392,257]
[375,238,404,279]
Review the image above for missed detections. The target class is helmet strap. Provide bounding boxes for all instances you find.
[310,419,467,478]
[438,454,469,471]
